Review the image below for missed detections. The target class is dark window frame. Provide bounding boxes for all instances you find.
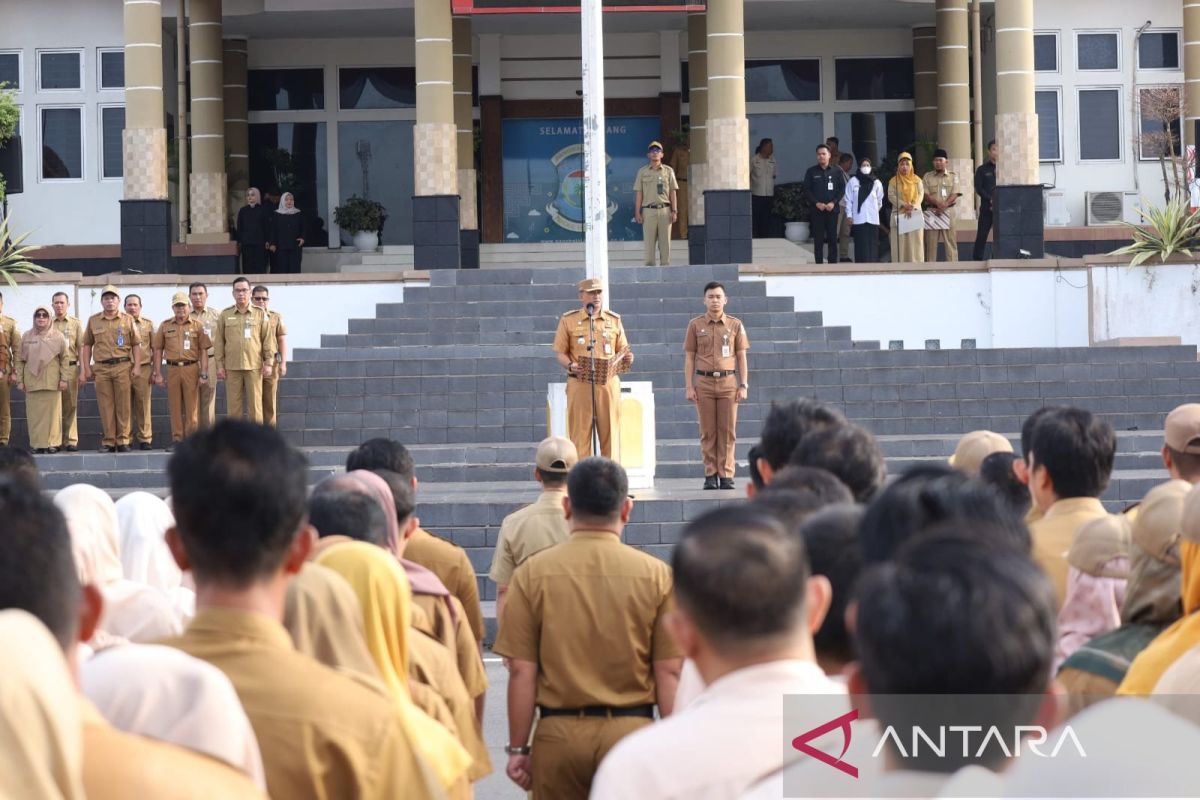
[247,67,326,111]
[833,57,914,101]
[37,49,83,92]
[40,105,85,181]
[1077,87,1122,162]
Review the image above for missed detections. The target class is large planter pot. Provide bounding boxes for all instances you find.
[352,230,380,252]
[785,221,810,243]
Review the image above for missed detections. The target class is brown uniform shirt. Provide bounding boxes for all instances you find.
[190,306,221,357]
[0,315,22,376]
[494,530,681,709]
[406,528,485,646]
[152,317,212,363]
[213,305,275,372]
[684,313,749,373]
[83,311,143,363]
[267,309,287,361]
[488,488,570,586]
[52,316,83,363]
[410,592,489,699]
[553,309,629,380]
[633,164,679,205]
[1029,496,1109,607]
[130,317,155,366]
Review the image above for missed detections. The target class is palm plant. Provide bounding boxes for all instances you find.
[1110,194,1200,267]
[0,214,48,287]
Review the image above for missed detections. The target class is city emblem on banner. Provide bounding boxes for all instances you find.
[545,144,618,233]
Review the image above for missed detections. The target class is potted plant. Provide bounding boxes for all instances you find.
[773,182,810,243]
[334,195,388,252]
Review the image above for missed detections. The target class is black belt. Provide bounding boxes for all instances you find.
[539,704,654,719]
[165,360,198,367]
[98,357,131,365]
[695,370,735,378]
[642,203,668,209]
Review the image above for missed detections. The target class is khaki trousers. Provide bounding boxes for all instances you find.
[0,379,10,443]
[838,208,852,259]
[566,376,620,459]
[262,373,279,427]
[674,182,689,238]
[225,369,263,423]
[93,362,132,447]
[924,221,959,262]
[27,389,62,450]
[198,362,217,427]
[61,363,79,446]
[166,362,201,441]
[694,374,738,478]
[641,206,671,266]
[531,715,651,800]
[130,363,153,443]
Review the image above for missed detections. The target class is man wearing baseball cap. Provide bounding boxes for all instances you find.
[79,284,143,452]
[948,429,1014,476]
[633,140,679,266]
[1162,403,1200,483]
[489,436,578,626]
[151,292,211,449]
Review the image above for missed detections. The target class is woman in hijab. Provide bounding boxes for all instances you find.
[268,191,305,274]
[842,157,884,263]
[53,484,180,646]
[81,643,266,788]
[887,152,926,262]
[17,305,68,453]
[115,492,195,623]
[1055,514,1131,671]
[0,609,86,800]
[234,187,270,274]
[316,541,478,795]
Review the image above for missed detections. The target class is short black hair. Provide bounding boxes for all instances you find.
[536,468,568,489]
[168,420,309,586]
[753,466,854,527]
[747,444,765,490]
[788,423,887,503]
[0,477,80,649]
[757,399,846,471]
[1166,445,1200,482]
[567,457,628,518]
[858,464,1031,563]
[124,294,141,305]
[987,139,997,149]
[838,153,854,166]
[799,504,864,666]
[371,468,416,526]
[252,285,269,295]
[1028,407,1116,499]
[755,138,773,153]
[702,281,725,295]
[1020,406,1060,463]
[346,438,416,484]
[815,144,831,154]
[673,506,808,652]
[0,445,40,489]
[308,491,387,546]
[978,451,1032,518]
[826,136,839,145]
[52,291,69,302]
[188,281,208,293]
[232,276,251,288]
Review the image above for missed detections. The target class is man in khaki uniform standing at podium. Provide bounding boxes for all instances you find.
[554,278,633,459]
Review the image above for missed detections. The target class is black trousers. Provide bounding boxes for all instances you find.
[852,223,879,263]
[274,248,302,274]
[973,206,993,261]
[240,243,268,273]
[811,209,839,264]
[752,195,774,238]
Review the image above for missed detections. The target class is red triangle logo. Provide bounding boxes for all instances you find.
[790,708,859,779]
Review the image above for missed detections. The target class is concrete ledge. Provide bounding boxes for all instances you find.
[70,271,432,287]
[1094,336,1184,347]
[738,257,1088,277]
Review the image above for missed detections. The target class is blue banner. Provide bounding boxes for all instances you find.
[502,116,661,242]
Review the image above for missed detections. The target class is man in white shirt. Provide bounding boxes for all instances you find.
[750,139,777,238]
[591,505,844,800]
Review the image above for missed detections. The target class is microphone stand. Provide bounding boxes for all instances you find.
[586,303,601,457]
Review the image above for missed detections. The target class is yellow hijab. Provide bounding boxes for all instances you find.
[891,152,923,208]
[316,541,472,790]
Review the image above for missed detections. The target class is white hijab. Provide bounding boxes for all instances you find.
[81,644,267,789]
[115,492,195,622]
[53,484,181,645]
[275,191,301,214]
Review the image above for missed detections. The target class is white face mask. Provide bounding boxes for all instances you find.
[860,166,872,175]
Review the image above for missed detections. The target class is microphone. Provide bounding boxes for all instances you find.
[586,302,595,317]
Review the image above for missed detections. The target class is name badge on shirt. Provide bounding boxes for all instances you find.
[243,323,252,340]
[605,343,612,355]
[827,180,834,191]
[116,327,125,348]
[940,187,947,198]
[722,334,731,359]
[183,334,191,351]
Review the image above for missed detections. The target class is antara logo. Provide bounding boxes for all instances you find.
[791,709,860,778]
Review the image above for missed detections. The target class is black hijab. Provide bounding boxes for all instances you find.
[854,161,880,213]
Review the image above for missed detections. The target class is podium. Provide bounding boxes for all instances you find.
[547,381,657,489]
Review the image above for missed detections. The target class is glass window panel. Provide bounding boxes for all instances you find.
[745,60,820,102]
[0,53,19,90]
[101,106,124,178]
[40,52,81,90]
[1034,34,1058,72]
[833,111,916,167]
[248,122,330,244]
[338,120,415,245]
[338,67,416,110]
[1139,32,1180,70]
[1078,89,1120,160]
[1035,91,1061,161]
[749,112,825,185]
[1139,87,1182,159]
[834,58,913,101]
[247,69,324,111]
[1077,33,1119,70]
[41,107,82,179]
[680,61,689,104]
[100,50,124,89]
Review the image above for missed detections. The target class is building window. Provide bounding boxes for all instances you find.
[41,106,83,179]
[834,58,913,101]
[100,105,124,178]
[745,60,820,103]
[1139,31,1181,70]
[0,52,20,91]
[1035,89,1062,162]
[1139,86,1182,160]
[1078,88,1121,161]
[1076,32,1119,71]
[339,67,416,110]
[38,50,83,91]
[98,49,124,90]
[1034,32,1059,72]
[247,68,325,111]
[832,111,916,166]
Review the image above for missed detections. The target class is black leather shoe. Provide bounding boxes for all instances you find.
[33,448,46,454]
[65,444,77,452]
[102,446,116,453]
[116,444,130,453]
[46,447,58,454]
[139,442,151,451]
[164,444,174,452]
[703,474,719,490]
[719,477,735,490]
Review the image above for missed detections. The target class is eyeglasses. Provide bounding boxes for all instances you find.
[34,312,49,318]
[252,296,268,301]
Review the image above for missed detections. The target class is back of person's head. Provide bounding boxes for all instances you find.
[0,445,40,489]
[978,451,1032,518]
[308,491,387,546]
[751,467,854,531]
[789,423,887,503]
[346,437,415,483]
[1029,407,1116,499]
[168,421,308,586]
[757,399,845,471]
[566,457,628,520]
[1020,406,1061,464]
[370,469,416,526]
[672,506,809,654]
[799,504,864,668]
[858,464,1030,563]
[747,444,765,491]
[0,477,80,649]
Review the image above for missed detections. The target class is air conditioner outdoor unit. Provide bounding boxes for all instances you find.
[1085,191,1142,226]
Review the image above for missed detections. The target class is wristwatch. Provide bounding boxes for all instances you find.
[504,744,531,756]
[200,373,209,380]
[739,383,749,389]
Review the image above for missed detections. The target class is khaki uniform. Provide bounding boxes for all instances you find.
[129,315,155,444]
[189,306,220,427]
[406,527,486,646]
[52,315,83,447]
[922,170,960,262]
[0,315,20,443]
[410,591,489,702]
[17,334,69,450]
[212,305,275,423]
[262,309,287,426]
[494,530,682,799]
[488,487,570,586]
[553,308,630,459]
[1029,496,1109,607]
[152,317,211,442]
[685,313,749,479]
[635,164,678,266]
[83,311,142,448]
